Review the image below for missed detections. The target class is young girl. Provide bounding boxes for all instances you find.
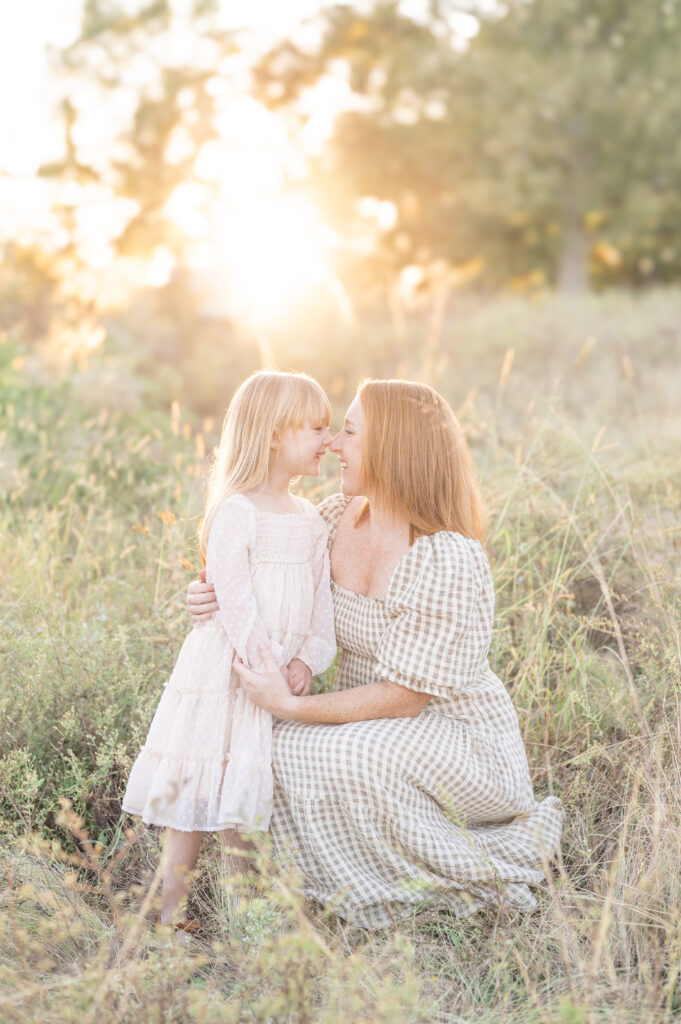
[122,370,337,932]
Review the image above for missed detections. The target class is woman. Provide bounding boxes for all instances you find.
[188,379,563,927]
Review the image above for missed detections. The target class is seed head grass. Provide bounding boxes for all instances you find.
[1,291,680,1021]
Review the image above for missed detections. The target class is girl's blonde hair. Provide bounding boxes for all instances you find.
[357,379,486,544]
[200,370,331,562]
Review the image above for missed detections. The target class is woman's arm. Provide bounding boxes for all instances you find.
[287,679,430,723]
[233,646,430,724]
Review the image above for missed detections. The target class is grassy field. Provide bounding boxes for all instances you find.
[1,289,680,1023]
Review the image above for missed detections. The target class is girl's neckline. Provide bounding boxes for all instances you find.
[235,493,307,517]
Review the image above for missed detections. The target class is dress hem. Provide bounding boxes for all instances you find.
[302,879,540,929]
[122,805,269,834]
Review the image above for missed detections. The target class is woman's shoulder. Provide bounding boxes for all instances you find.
[316,492,352,516]
[388,530,490,604]
[408,529,486,568]
[315,492,353,529]
[428,529,486,561]
[314,493,354,548]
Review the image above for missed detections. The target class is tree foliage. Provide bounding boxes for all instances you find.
[253,0,681,290]
[40,0,237,260]
[37,0,681,291]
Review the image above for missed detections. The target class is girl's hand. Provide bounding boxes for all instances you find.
[187,568,219,622]
[285,658,312,697]
[233,646,296,719]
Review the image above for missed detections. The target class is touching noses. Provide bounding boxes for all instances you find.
[329,431,342,454]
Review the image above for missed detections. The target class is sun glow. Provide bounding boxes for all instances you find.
[179,194,336,326]
[216,196,335,325]
[2,4,353,330]
[162,92,340,327]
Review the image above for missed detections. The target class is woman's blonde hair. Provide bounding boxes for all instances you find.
[200,370,331,562]
[357,379,486,544]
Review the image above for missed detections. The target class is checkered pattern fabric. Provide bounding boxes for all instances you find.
[269,494,563,928]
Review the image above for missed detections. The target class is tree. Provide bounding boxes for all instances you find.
[252,0,681,290]
[37,0,681,292]
[39,0,238,267]
[466,0,681,290]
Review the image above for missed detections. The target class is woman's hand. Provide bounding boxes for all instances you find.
[233,646,296,719]
[187,568,219,623]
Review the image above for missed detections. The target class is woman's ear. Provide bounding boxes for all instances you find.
[270,431,280,451]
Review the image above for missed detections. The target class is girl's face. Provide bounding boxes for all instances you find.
[329,397,364,496]
[274,419,332,478]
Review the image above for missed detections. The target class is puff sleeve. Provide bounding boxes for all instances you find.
[205,497,284,671]
[374,532,494,696]
[294,514,337,676]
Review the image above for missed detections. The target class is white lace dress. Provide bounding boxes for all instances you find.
[123,493,337,833]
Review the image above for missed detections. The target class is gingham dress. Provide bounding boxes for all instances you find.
[269,494,563,928]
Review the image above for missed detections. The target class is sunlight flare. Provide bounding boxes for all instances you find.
[213,196,336,326]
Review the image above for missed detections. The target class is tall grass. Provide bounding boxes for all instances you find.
[1,290,680,1022]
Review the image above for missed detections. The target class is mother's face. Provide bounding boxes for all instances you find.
[329,397,364,496]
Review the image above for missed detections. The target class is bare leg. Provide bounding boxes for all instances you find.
[218,828,254,876]
[160,828,203,925]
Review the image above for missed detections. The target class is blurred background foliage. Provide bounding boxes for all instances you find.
[2,0,681,416]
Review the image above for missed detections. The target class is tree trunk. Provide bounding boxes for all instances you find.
[558,118,591,294]
[558,202,590,294]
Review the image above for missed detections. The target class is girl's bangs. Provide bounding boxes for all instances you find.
[286,381,331,430]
